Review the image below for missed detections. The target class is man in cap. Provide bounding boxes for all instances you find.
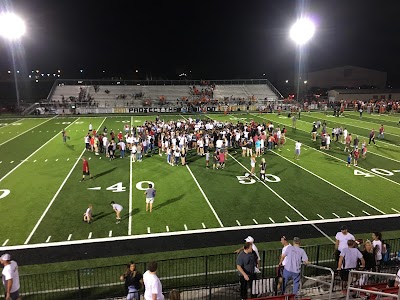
[1,253,21,300]
[236,242,256,299]
[235,236,260,270]
[334,225,355,262]
[280,237,309,295]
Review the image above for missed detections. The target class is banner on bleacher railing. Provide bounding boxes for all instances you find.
[128,107,178,113]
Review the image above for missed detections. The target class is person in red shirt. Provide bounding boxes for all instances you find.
[218,151,225,169]
[117,131,123,142]
[80,157,93,182]
[353,148,360,166]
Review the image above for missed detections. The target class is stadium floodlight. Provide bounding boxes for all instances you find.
[289,18,315,45]
[0,13,26,40]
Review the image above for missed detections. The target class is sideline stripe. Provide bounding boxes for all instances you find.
[24,148,87,244]
[128,116,133,235]
[0,117,58,146]
[5,213,399,251]
[0,118,80,183]
[272,150,385,214]
[229,154,308,220]
[185,165,224,227]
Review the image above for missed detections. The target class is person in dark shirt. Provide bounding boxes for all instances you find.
[359,240,376,286]
[120,262,143,300]
[236,242,256,299]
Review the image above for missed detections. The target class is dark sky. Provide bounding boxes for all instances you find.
[2,0,400,86]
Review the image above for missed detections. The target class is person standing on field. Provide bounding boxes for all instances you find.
[80,157,93,182]
[1,253,21,300]
[144,183,156,213]
[294,141,301,160]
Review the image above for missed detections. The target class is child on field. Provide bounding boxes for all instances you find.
[347,153,352,167]
[205,150,210,168]
[361,140,367,158]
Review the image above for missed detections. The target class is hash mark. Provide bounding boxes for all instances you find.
[202,222,206,229]
[332,213,340,218]
[269,217,275,223]
[88,232,92,239]
[253,219,258,224]
[391,208,400,214]
[347,211,355,217]
[46,236,51,243]
[109,231,112,237]
[2,239,9,246]
[147,227,151,234]
[362,210,371,216]
[184,224,188,230]
[317,214,324,219]
[166,226,169,232]
[67,234,72,241]
[10,161,14,164]
[236,220,241,226]
[285,216,292,222]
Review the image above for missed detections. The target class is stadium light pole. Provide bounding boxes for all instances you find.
[289,17,315,104]
[0,13,26,111]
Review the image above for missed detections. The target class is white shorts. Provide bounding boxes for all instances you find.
[146,197,154,204]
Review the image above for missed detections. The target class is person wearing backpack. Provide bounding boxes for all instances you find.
[144,183,156,213]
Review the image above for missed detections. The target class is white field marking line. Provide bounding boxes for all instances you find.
[0,118,57,147]
[166,226,169,232]
[367,150,400,164]
[392,208,400,213]
[285,216,291,222]
[310,223,335,243]
[272,150,385,214]
[317,214,324,219]
[185,164,224,227]
[236,220,241,226]
[10,161,13,164]
[2,239,9,246]
[24,148,86,244]
[332,213,340,218]
[280,130,400,187]
[67,234,72,241]
[46,236,51,243]
[3,213,400,251]
[0,118,24,129]
[269,217,275,223]
[0,118,80,183]
[202,222,206,229]
[109,231,112,237]
[347,211,355,217]
[147,227,151,234]
[363,210,371,216]
[88,232,92,239]
[184,224,188,230]
[128,116,133,235]
[253,219,258,224]
[229,154,309,220]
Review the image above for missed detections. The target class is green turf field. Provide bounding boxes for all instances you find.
[0,112,399,247]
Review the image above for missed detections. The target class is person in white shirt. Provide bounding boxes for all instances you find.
[110,201,123,224]
[372,232,383,272]
[143,261,164,300]
[1,253,21,300]
[118,141,126,158]
[335,225,355,262]
[294,141,301,160]
[83,204,93,223]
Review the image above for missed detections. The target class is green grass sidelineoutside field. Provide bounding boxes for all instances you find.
[0,112,399,248]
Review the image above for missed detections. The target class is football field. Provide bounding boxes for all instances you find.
[0,112,399,248]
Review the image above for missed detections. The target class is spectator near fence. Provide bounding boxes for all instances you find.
[143,261,164,300]
[334,225,355,262]
[1,253,21,300]
[236,242,257,299]
[280,237,309,295]
[337,240,365,285]
[120,262,143,300]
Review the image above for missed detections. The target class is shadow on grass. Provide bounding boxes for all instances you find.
[65,143,75,151]
[94,167,117,179]
[153,194,185,211]
[92,211,114,222]
[120,208,139,221]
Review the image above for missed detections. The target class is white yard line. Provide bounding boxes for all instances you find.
[24,148,86,244]
[0,118,25,130]
[128,116,133,235]
[229,154,309,220]
[272,150,385,214]
[0,118,80,183]
[185,164,224,227]
[5,213,399,251]
[253,113,400,187]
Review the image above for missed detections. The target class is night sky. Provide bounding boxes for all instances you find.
[2,0,400,87]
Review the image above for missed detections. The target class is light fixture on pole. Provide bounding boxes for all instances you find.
[0,13,26,110]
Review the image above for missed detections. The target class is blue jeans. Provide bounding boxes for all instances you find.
[127,286,139,300]
[282,268,301,294]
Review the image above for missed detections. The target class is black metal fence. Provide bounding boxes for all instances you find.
[16,238,400,299]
